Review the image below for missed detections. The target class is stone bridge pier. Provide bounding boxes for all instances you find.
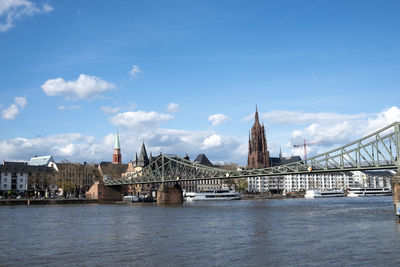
[393,170,400,217]
[86,181,128,201]
[157,183,183,205]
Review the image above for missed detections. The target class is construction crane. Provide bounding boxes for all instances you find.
[293,139,324,162]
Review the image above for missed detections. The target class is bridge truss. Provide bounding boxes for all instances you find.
[106,122,400,186]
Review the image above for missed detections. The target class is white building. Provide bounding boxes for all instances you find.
[247,170,394,193]
[247,176,285,193]
[283,172,354,192]
[353,170,394,188]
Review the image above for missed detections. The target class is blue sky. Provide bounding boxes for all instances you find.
[1,0,400,165]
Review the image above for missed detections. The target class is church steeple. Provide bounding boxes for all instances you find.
[137,142,149,167]
[248,105,269,168]
[112,131,121,164]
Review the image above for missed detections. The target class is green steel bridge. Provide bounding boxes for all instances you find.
[106,122,400,186]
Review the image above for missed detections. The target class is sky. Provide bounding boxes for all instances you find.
[1,0,400,165]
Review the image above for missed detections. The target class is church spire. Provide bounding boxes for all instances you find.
[255,105,259,123]
[114,131,120,149]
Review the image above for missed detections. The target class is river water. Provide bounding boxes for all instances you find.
[1,197,400,266]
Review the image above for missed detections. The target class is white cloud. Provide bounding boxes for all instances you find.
[14,96,27,108]
[1,96,27,119]
[109,110,174,131]
[42,4,53,13]
[287,106,400,158]
[2,104,19,119]
[0,129,244,165]
[101,103,137,115]
[208,113,229,126]
[244,110,367,124]
[143,129,243,163]
[100,106,121,114]
[0,0,53,32]
[0,133,111,162]
[130,65,140,77]
[203,134,222,149]
[166,102,179,113]
[364,106,400,134]
[41,74,115,101]
[58,105,81,111]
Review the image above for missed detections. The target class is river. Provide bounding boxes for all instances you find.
[1,196,399,266]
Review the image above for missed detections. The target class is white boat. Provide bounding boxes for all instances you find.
[305,189,344,198]
[122,195,139,203]
[347,187,392,197]
[185,188,241,201]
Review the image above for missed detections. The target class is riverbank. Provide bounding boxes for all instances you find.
[0,198,99,205]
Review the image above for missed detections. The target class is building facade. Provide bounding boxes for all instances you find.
[55,162,100,197]
[0,162,29,196]
[247,170,394,193]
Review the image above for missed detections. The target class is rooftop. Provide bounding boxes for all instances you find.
[28,155,55,166]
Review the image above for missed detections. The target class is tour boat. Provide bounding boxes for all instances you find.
[122,195,139,203]
[346,187,392,197]
[304,189,344,198]
[185,188,241,201]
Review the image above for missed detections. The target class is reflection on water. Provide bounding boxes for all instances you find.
[0,197,400,266]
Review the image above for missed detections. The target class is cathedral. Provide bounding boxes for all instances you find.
[248,106,270,168]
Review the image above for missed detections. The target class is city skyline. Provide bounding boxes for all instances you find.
[1,0,400,164]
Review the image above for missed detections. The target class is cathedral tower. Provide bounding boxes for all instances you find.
[113,131,122,164]
[247,106,270,168]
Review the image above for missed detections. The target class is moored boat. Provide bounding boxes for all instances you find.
[305,189,344,198]
[185,188,241,201]
[122,195,139,203]
[346,187,392,197]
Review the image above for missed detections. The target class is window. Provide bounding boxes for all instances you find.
[20,184,23,188]
[4,178,7,182]
[20,178,23,182]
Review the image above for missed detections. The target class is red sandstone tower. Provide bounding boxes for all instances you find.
[247,106,270,168]
[113,131,121,164]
